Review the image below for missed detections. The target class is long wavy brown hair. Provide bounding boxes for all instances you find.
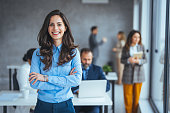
[37,9,78,71]
[124,30,142,51]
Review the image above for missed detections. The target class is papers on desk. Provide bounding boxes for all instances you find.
[0,93,22,101]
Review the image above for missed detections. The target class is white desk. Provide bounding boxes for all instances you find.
[73,93,112,106]
[105,72,118,113]
[6,65,116,112]
[0,91,37,106]
[105,72,118,81]
[0,91,112,113]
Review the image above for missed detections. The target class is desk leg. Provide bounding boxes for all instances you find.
[3,106,7,113]
[111,81,115,113]
[14,69,17,75]
[9,69,12,90]
[104,106,108,113]
[102,105,104,113]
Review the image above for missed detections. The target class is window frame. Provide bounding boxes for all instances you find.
[149,0,170,113]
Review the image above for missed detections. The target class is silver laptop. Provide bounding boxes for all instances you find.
[78,80,107,98]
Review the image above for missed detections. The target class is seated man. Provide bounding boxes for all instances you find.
[72,48,110,113]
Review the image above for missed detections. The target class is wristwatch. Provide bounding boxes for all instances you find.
[44,75,48,82]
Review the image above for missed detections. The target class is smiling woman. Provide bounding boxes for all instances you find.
[48,15,66,42]
[29,10,82,113]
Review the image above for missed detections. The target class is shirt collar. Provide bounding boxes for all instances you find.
[92,34,96,37]
[53,44,62,53]
[131,44,138,48]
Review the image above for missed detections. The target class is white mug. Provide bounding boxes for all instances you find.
[21,89,29,99]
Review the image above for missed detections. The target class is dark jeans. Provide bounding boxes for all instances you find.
[74,106,100,113]
[34,99,75,113]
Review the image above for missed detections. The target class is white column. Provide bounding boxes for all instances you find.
[133,0,140,30]
[140,0,151,99]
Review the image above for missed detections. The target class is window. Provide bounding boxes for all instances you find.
[150,0,169,112]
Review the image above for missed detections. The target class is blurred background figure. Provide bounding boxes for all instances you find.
[89,26,107,64]
[121,30,146,113]
[112,31,126,84]
[15,48,36,113]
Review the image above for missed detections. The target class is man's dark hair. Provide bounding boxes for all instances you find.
[91,26,97,32]
[23,48,36,62]
[80,48,92,56]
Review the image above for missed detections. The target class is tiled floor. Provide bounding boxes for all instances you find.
[0,77,126,113]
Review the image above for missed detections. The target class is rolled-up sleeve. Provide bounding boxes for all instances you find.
[48,48,82,87]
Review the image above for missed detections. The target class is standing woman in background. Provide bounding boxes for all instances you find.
[121,30,146,113]
[29,10,82,113]
[112,31,126,84]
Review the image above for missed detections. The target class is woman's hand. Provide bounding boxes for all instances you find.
[70,67,77,75]
[102,37,107,43]
[128,57,136,64]
[129,57,140,64]
[112,48,117,52]
[134,59,140,64]
[29,72,45,85]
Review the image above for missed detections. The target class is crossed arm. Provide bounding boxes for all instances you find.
[29,49,82,90]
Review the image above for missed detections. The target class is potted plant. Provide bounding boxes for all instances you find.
[102,65,112,75]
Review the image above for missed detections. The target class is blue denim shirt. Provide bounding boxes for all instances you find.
[30,44,82,103]
[72,64,90,93]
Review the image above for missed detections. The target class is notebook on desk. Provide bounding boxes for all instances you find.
[78,80,106,98]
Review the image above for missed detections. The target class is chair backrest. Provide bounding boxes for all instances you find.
[13,71,19,90]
